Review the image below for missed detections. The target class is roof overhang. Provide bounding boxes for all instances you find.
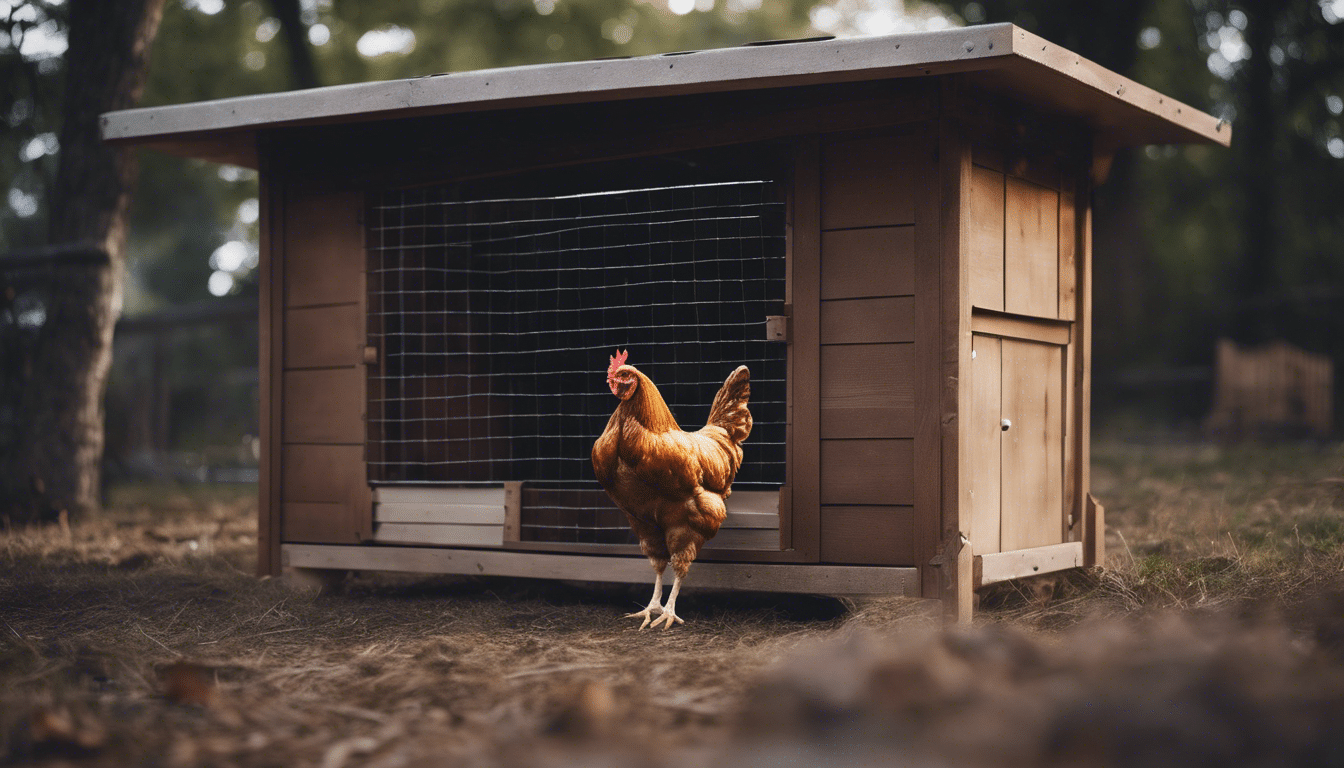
[102,24,1230,169]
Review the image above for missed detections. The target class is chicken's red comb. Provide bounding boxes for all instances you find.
[607,349,629,378]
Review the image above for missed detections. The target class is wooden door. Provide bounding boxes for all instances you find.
[967,333,1065,555]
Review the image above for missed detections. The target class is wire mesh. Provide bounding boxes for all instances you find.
[367,175,788,543]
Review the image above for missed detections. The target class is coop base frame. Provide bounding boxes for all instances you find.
[282,544,921,596]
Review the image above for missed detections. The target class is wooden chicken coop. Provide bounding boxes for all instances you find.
[104,24,1229,619]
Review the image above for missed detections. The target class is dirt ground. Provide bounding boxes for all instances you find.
[3,443,1344,767]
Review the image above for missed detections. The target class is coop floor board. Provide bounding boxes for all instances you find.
[282,544,919,596]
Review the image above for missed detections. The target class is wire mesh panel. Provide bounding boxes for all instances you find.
[367,170,788,544]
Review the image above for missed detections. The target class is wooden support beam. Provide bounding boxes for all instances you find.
[1084,494,1105,568]
[975,541,1083,587]
[282,544,920,596]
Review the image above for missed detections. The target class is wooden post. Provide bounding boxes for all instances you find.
[938,79,974,623]
[789,137,822,562]
[257,158,285,577]
[1084,493,1105,567]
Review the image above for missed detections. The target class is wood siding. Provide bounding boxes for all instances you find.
[816,132,922,565]
[278,186,370,545]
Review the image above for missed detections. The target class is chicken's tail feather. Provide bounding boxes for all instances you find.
[706,365,752,444]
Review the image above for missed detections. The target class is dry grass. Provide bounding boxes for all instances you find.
[3,442,1344,766]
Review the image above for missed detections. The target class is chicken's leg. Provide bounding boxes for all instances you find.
[648,572,686,630]
[625,560,665,630]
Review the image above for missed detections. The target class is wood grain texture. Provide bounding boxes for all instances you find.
[936,94,972,616]
[282,367,365,445]
[285,304,361,369]
[284,187,364,308]
[820,343,915,439]
[968,164,1005,312]
[281,444,364,504]
[999,339,1064,551]
[970,311,1071,345]
[820,227,915,300]
[1004,176,1059,318]
[976,541,1082,586]
[910,129,943,605]
[375,503,507,525]
[281,502,359,544]
[790,138,822,561]
[821,134,917,230]
[1076,173,1095,557]
[820,296,914,344]
[819,438,914,505]
[283,544,922,595]
[373,522,504,547]
[1058,173,1077,321]
[1085,493,1104,567]
[968,334,1002,556]
[374,486,507,505]
[820,505,916,565]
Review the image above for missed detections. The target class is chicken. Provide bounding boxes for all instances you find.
[592,349,752,630]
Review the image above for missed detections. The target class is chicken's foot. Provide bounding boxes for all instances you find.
[625,569,665,630]
[648,574,685,630]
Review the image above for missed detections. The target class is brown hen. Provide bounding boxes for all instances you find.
[591,350,752,629]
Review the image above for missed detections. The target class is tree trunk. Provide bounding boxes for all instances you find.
[4,0,166,522]
[268,0,321,90]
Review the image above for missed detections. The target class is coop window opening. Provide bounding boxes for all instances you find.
[367,160,789,544]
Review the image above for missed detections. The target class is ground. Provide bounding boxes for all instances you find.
[3,442,1344,767]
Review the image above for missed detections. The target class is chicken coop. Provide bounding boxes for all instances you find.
[104,24,1228,619]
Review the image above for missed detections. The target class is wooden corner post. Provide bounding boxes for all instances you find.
[257,149,285,577]
[937,79,974,623]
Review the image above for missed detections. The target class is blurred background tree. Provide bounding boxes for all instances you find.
[2,0,1342,510]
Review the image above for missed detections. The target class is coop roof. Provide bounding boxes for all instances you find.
[103,23,1229,169]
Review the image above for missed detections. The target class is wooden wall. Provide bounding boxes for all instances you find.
[270,182,371,551]
[962,124,1086,557]
[814,132,927,566]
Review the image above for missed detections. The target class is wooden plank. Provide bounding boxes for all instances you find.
[819,439,914,505]
[791,138,822,562]
[821,134,917,230]
[282,502,359,544]
[282,544,921,596]
[503,481,522,543]
[285,187,364,308]
[258,162,283,576]
[968,334,1002,556]
[284,303,362,369]
[968,164,1005,311]
[820,506,916,565]
[910,129,944,605]
[375,503,506,525]
[703,528,779,550]
[976,541,1082,586]
[937,89,973,620]
[374,486,507,505]
[819,227,915,300]
[820,343,915,439]
[970,311,1071,345]
[1084,493,1104,567]
[282,444,364,503]
[724,490,781,517]
[722,510,780,530]
[282,367,364,444]
[1003,176,1059,319]
[505,539,806,562]
[1075,172,1094,556]
[999,339,1064,551]
[820,297,915,344]
[1057,173,1077,321]
[373,523,504,548]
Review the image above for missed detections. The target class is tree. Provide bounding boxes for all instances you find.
[4,0,167,521]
